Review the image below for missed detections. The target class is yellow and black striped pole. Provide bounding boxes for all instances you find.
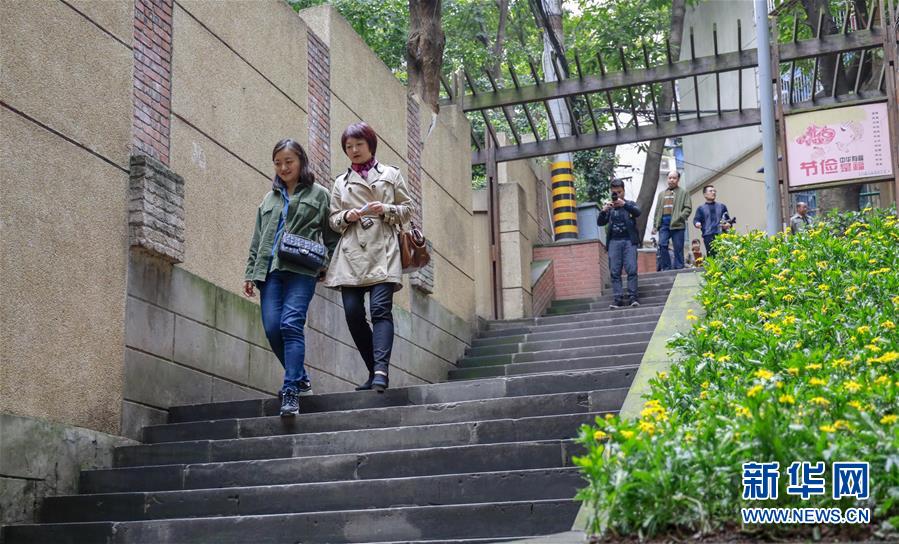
[551,160,578,240]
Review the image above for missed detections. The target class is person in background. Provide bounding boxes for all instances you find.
[692,185,731,257]
[651,170,691,270]
[243,139,338,417]
[598,179,642,308]
[790,201,813,234]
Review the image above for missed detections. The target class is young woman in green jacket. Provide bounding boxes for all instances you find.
[243,139,339,416]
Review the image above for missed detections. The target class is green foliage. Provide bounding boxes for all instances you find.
[289,0,410,78]
[573,148,615,204]
[575,208,899,539]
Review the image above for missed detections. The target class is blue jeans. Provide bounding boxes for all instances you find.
[258,270,317,393]
[607,238,638,300]
[658,215,685,270]
[703,234,718,257]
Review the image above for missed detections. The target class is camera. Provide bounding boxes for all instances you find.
[722,214,737,228]
[611,193,619,202]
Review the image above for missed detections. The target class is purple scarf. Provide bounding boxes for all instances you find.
[351,158,378,179]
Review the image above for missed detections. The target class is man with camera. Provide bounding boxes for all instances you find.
[598,179,642,309]
[693,185,733,258]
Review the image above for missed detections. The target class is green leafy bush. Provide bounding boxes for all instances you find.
[575,208,899,539]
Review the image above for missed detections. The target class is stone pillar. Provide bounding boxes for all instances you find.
[129,154,185,263]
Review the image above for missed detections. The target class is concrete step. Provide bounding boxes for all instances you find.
[485,305,665,330]
[43,467,581,522]
[114,411,605,468]
[459,339,648,368]
[81,440,580,494]
[465,330,653,358]
[5,499,580,544]
[475,310,663,339]
[166,367,646,424]
[450,354,642,381]
[142,391,613,444]
[470,319,658,349]
[543,295,669,316]
[546,284,674,308]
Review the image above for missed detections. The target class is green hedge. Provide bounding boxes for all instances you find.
[575,208,899,539]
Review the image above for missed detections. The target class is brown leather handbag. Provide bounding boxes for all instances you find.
[398,222,430,273]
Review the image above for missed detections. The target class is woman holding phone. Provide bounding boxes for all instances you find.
[324,122,414,392]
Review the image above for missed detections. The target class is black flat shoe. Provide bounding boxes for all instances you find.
[355,376,374,391]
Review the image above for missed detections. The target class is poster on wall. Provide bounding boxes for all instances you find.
[785,102,894,190]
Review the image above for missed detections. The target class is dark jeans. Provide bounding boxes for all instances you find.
[703,234,718,257]
[342,283,395,376]
[259,270,317,393]
[658,215,685,270]
[608,238,638,300]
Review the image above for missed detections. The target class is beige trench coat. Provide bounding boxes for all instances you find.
[323,163,414,289]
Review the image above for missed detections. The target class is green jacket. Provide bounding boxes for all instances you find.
[653,186,692,230]
[245,181,340,282]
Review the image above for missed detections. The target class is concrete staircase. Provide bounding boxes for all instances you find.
[3,271,686,544]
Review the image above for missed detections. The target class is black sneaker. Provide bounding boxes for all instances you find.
[280,389,299,417]
[630,298,640,307]
[609,299,625,309]
[298,380,313,397]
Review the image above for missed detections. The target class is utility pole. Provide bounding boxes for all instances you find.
[755,0,783,234]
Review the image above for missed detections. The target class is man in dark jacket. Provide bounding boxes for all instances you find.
[693,185,731,257]
[598,179,642,308]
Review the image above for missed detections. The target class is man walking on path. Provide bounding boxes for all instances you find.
[652,170,691,270]
[598,179,642,309]
[790,201,813,234]
[693,185,731,257]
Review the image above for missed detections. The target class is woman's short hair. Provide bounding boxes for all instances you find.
[272,138,315,188]
[340,122,378,156]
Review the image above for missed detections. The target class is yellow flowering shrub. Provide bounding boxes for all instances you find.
[575,208,898,539]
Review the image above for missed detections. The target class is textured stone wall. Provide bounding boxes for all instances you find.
[0,0,132,435]
[0,414,135,532]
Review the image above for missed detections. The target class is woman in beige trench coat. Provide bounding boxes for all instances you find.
[324,122,414,392]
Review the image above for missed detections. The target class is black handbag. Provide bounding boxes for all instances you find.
[277,232,327,271]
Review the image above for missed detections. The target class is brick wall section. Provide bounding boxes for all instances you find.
[638,249,657,274]
[531,261,556,317]
[407,95,434,293]
[132,0,173,164]
[405,95,424,225]
[307,30,331,189]
[535,176,554,244]
[533,240,607,300]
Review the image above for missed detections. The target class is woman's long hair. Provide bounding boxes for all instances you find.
[272,138,315,188]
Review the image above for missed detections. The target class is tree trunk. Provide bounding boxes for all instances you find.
[490,0,510,80]
[634,0,686,240]
[801,0,851,95]
[407,0,446,113]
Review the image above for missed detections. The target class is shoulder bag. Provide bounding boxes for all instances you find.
[398,222,430,273]
[278,232,327,271]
